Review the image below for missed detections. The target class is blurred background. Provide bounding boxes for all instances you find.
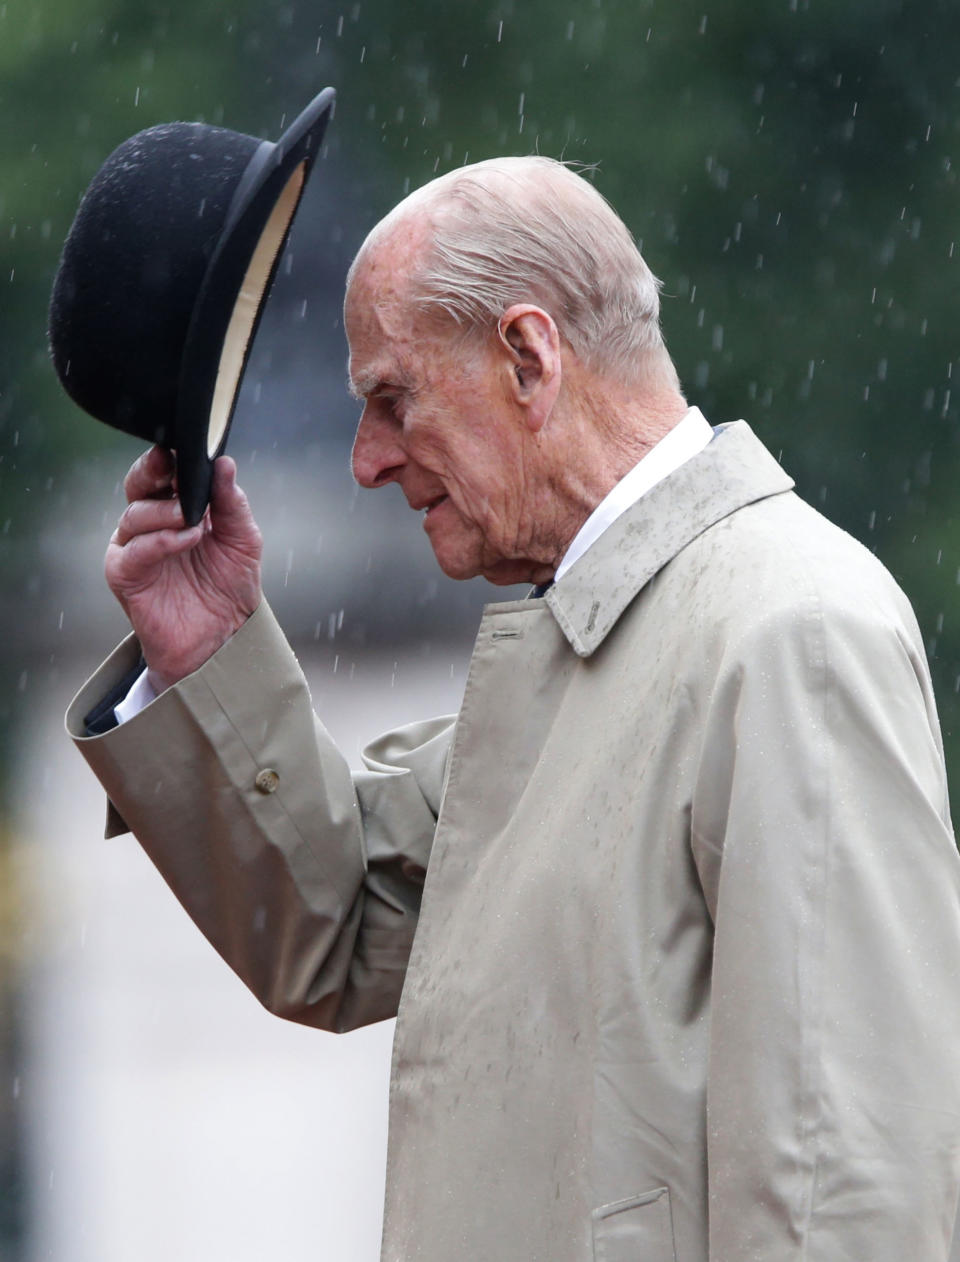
[2,0,960,1257]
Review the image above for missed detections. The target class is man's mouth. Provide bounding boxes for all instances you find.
[422,495,447,518]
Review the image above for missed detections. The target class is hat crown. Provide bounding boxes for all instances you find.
[49,121,265,441]
[48,86,335,525]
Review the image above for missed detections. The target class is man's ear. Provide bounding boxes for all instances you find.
[497,304,562,433]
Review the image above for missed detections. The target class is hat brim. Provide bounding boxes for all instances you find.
[175,87,335,526]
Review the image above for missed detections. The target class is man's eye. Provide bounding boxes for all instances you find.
[384,395,406,422]
[366,389,407,426]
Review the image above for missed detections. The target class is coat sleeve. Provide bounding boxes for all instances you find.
[690,583,960,1261]
[65,600,454,1033]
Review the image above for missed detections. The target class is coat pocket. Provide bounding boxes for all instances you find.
[591,1187,677,1262]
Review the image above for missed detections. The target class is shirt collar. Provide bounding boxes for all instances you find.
[554,406,714,582]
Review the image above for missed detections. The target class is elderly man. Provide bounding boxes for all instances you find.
[68,158,960,1262]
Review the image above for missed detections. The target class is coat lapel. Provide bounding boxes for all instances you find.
[545,421,794,657]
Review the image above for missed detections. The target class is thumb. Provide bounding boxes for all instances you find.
[208,456,260,547]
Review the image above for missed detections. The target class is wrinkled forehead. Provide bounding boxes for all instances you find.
[344,267,413,353]
[346,215,440,355]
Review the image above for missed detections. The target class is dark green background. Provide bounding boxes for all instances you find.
[2,0,959,1250]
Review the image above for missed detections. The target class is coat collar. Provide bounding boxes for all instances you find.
[543,421,794,657]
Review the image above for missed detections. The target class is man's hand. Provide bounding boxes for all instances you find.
[106,447,263,690]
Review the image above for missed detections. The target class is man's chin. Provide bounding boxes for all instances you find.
[431,552,484,583]
[427,533,551,587]
[430,549,517,585]
[482,562,553,586]
[474,552,556,586]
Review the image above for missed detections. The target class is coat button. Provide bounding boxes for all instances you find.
[254,768,280,794]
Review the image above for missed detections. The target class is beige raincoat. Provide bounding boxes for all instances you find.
[68,422,960,1261]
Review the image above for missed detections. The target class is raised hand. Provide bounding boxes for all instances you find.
[106,447,263,690]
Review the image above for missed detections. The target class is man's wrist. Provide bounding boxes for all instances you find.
[145,666,176,694]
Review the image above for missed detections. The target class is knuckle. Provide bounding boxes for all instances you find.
[117,501,139,530]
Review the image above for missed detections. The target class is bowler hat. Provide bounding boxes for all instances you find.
[49,87,335,525]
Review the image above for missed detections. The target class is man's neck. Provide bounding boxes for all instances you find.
[538,382,690,568]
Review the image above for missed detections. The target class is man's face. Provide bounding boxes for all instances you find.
[345,239,546,586]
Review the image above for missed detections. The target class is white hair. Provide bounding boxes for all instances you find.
[381,156,668,381]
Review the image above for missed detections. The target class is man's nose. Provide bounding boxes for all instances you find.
[351,410,406,489]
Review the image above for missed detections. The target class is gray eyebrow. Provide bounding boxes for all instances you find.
[346,357,370,399]
[348,368,407,400]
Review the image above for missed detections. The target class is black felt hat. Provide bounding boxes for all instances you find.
[49,88,335,525]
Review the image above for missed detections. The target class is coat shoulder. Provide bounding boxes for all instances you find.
[682,489,920,644]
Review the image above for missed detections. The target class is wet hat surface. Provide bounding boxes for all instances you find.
[49,87,335,525]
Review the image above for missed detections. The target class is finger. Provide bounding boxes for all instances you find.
[108,523,204,577]
[112,494,187,547]
[124,445,176,503]
[208,456,262,549]
[210,455,239,504]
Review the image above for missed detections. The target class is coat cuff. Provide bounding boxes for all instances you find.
[65,605,269,838]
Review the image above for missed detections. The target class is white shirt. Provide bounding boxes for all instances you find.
[114,662,160,723]
[115,407,714,725]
